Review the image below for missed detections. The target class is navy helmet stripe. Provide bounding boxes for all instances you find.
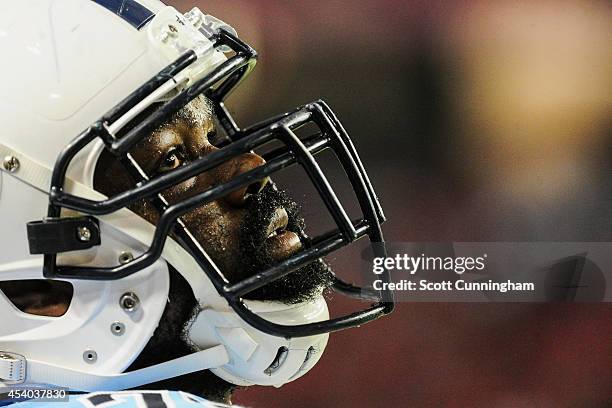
[91,0,155,30]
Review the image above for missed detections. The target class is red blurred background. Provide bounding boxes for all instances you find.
[169,1,612,406]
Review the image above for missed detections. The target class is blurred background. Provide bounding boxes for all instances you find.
[171,1,612,406]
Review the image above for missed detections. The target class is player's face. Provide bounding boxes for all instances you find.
[94,106,333,303]
[92,103,334,400]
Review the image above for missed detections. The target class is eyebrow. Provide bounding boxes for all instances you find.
[168,95,213,130]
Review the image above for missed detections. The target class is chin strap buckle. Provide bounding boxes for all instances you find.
[0,352,26,385]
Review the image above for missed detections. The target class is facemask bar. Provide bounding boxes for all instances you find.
[33,30,394,339]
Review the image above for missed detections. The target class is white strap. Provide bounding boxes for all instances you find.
[25,345,229,392]
[0,352,25,384]
[0,141,105,200]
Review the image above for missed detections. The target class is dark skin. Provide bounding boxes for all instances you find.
[95,117,287,280]
[0,99,333,402]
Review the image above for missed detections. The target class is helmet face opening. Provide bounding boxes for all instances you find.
[25,22,393,339]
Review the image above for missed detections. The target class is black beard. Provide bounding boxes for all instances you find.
[127,186,333,401]
[237,184,334,304]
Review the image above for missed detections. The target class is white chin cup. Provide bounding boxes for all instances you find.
[188,296,330,388]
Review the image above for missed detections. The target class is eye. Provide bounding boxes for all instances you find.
[158,147,185,173]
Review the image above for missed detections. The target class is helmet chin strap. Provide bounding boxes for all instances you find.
[1,345,229,392]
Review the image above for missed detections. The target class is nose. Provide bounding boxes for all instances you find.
[221,152,269,207]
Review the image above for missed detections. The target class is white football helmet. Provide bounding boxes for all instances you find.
[0,0,393,392]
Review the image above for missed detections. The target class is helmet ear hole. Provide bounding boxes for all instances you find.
[0,280,73,317]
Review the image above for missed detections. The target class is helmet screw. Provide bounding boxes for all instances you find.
[118,251,134,265]
[76,226,92,242]
[2,156,20,173]
[110,322,126,336]
[120,292,140,313]
[160,25,179,43]
[83,350,97,364]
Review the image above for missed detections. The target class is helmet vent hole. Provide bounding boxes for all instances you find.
[0,280,73,317]
[264,346,289,376]
[83,350,97,364]
[111,322,126,336]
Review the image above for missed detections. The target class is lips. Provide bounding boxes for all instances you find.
[265,208,289,239]
[263,208,302,261]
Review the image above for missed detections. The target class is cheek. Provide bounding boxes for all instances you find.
[164,178,198,202]
[163,172,218,204]
[133,172,246,279]
[129,200,161,225]
[180,202,245,279]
